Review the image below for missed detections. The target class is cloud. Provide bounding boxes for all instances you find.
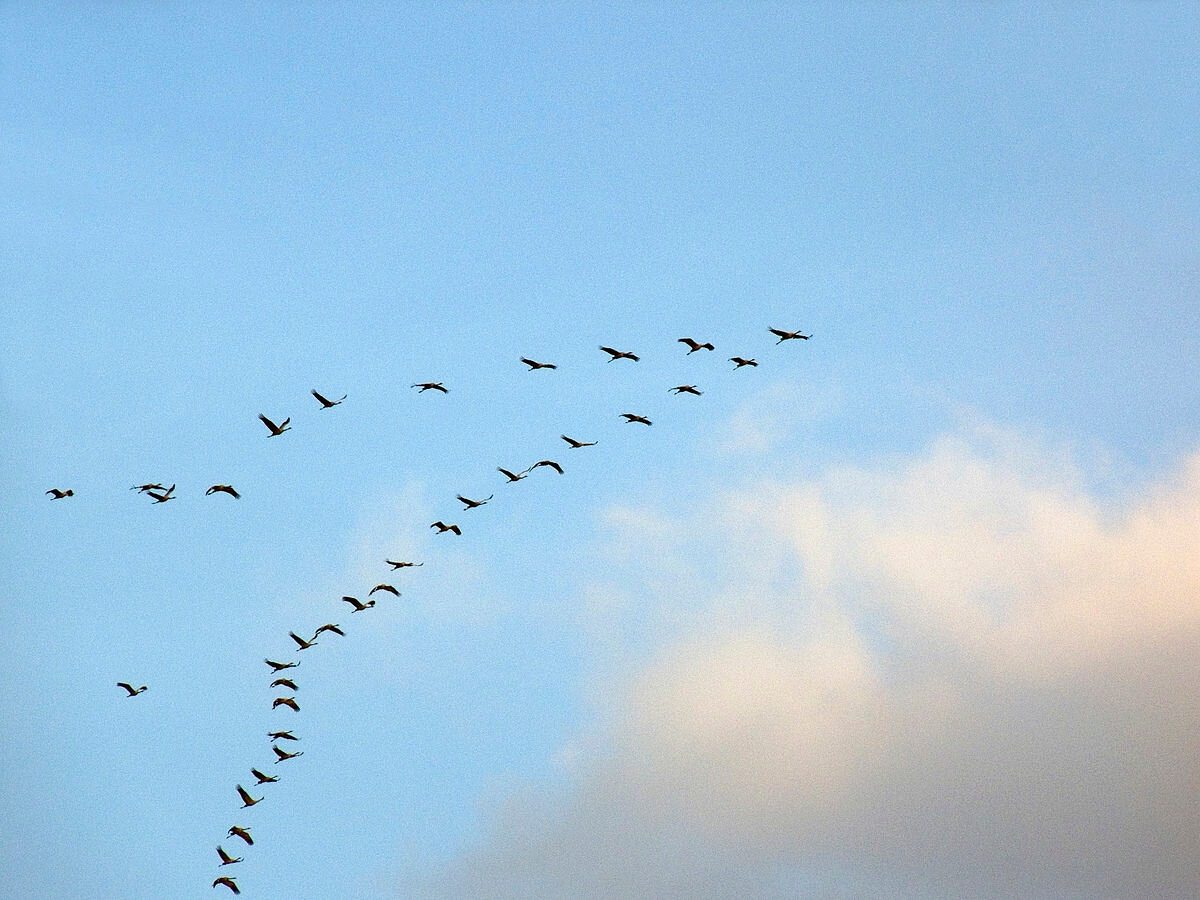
[407,425,1200,899]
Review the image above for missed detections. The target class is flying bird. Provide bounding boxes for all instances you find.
[313,623,344,638]
[288,631,317,651]
[369,583,400,597]
[560,435,597,449]
[146,484,176,503]
[411,382,448,394]
[311,389,346,409]
[669,385,703,396]
[217,845,243,866]
[251,768,279,785]
[620,413,652,426]
[729,356,758,368]
[600,346,639,362]
[272,696,300,712]
[206,484,241,499]
[46,488,74,499]
[430,521,462,535]
[677,337,715,353]
[236,784,262,808]
[520,357,557,370]
[258,414,291,436]
[116,682,148,697]
[341,596,375,612]
[212,876,240,895]
[268,730,299,742]
[768,327,811,343]
[385,560,423,570]
[265,658,299,672]
[270,678,298,691]
[273,745,303,763]
[528,459,563,474]
[497,466,527,483]
[457,494,493,510]
[227,826,253,846]
[130,483,165,493]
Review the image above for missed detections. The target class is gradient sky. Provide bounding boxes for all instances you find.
[2,4,1198,899]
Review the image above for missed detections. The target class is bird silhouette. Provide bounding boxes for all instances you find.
[251,768,279,785]
[268,730,299,742]
[677,337,715,353]
[272,696,300,712]
[258,414,291,436]
[236,785,262,808]
[130,483,165,493]
[226,826,253,846]
[311,389,346,408]
[369,583,400,597]
[116,682,148,697]
[212,876,240,894]
[288,631,317,651]
[528,459,564,474]
[341,596,375,612]
[385,560,423,570]
[497,467,527,483]
[457,494,493,509]
[520,357,558,370]
[768,327,811,343]
[730,356,758,368]
[273,745,303,763]
[265,658,299,672]
[430,521,462,535]
[669,385,703,396]
[560,435,597,449]
[600,346,639,362]
[411,382,448,394]
[206,484,241,499]
[313,623,344,638]
[217,845,242,866]
[620,413,652,426]
[145,484,175,503]
[270,678,298,692]
[46,488,74,499]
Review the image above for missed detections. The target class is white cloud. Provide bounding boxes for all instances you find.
[407,425,1200,899]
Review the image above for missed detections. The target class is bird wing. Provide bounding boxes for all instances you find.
[117,682,134,695]
[341,596,364,609]
[258,414,277,431]
[311,389,331,405]
[450,525,461,534]
[288,631,307,648]
[236,785,254,804]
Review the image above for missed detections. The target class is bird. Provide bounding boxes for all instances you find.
[457,494,493,510]
[217,845,243,866]
[560,435,597,449]
[669,385,703,396]
[600,346,639,362]
[311,389,346,409]
[227,826,253,846]
[116,682,148,697]
[236,784,262,808]
[497,466,527,483]
[46,488,74,499]
[146,484,176,503]
[212,876,240,895]
[273,745,303,763]
[258,414,291,436]
[412,382,448,394]
[730,356,758,368]
[288,631,317,651]
[265,658,299,672]
[268,730,299,742]
[272,696,300,712]
[768,327,811,343]
[385,560,423,570]
[313,623,344,638]
[251,768,279,785]
[430,521,462,535]
[341,596,375,612]
[621,413,652,426]
[520,357,557,370]
[270,678,298,691]
[677,337,715,354]
[130,483,165,493]
[369,583,400,597]
[528,459,564,474]
[206,484,241,499]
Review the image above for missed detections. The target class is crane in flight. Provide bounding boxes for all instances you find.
[600,346,639,362]
[677,337,715,353]
[769,327,811,343]
[311,389,346,408]
[258,414,291,436]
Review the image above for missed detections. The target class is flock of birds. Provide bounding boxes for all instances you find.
[46,327,811,895]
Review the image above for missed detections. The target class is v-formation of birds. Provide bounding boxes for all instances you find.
[61,329,810,895]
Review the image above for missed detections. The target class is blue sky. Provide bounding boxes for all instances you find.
[2,4,1197,898]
